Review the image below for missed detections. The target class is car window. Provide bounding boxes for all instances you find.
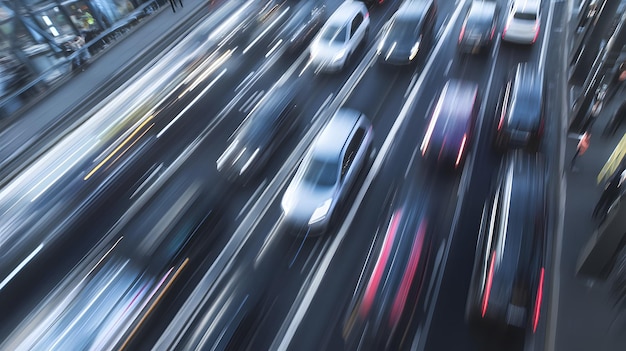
[351,13,364,37]
[321,24,347,44]
[341,127,366,179]
[513,11,537,20]
[389,17,419,42]
[303,156,339,187]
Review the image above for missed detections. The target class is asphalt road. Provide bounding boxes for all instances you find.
[0,0,568,349]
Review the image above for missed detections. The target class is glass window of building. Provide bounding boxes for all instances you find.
[36,6,74,39]
[64,1,101,32]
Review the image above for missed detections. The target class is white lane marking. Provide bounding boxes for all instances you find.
[546,0,565,349]
[301,238,322,275]
[243,6,290,54]
[266,39,283,58]
[405,73,419,98]
[538,0,556,73]
[273,3,469,349]
[235,71,256,93]
[0,243,44,291]
[236,179,268,220]
[157,68,228,138]
[444,59,453,77]
[241,90,265,113]
[424,239,446,312]
[130,163,163,199]
[405,146,419,179]
[417,14,501,351]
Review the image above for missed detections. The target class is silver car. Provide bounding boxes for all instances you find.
[309,1,370,72]
[502,0,541,44]
[281,108,373,232]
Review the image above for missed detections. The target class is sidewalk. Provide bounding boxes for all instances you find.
[556,79,626,350]
[0,0,210,186]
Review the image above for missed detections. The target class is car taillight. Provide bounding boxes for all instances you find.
[365,12,369,19]
[459,24,466,43]
[532,267,545,333]
[531,23,540,43]
[490,25,496,40]
[481,251,497,317]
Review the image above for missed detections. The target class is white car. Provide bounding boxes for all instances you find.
[309,1,370,72]
[502,0,540,44]
[281,108,373,232]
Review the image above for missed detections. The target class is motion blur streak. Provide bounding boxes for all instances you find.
[157,64,229,139]
[360,209,402,318]
[481,251,496,317]
[243,5,290,54]
[119,259,189,351]
[532,267,545,332]
[389,220,427,328]
[0,243,43,291]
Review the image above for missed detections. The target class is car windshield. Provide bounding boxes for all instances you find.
[388,18,418,42]
[513,12,537,21]
[303,156,338,187]
[320,24,346,44]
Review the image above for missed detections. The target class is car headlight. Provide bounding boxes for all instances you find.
[310,42,319,57]
[309,199,332,224]
[332,49,347,62]
[409,40,420,61]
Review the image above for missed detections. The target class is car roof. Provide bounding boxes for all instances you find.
[312,108,362,159]
[468,1,497,19]
[396,0,433,20]
[237,84,296,140]
[513,0,540,13]
[431,80,478,136]
[508,63,543,124]
[327,1,366,25]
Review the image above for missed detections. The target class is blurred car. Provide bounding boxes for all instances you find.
[361,0,386,6]
[281,108,373,231]
[280,2,326,53]
[216,83,298,183]
[466,151,547,332]
[342,180,433,350]
[494,62,544,150]
[420,80,480,169]
[502,0,541,44]
[309,0,370,72]
[458,1,498,55]
[376,0,437,65]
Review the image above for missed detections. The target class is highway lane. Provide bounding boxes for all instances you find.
[0,0,327,343]
[422,0,563,350]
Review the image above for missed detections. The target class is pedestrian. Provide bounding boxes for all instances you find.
[169,0,177,12]
[571,131,591,171]
[582,98,603,132]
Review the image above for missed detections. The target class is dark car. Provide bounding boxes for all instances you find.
[342,180,433,351]
[420,79,480,169]
[458,1,498,55]
[495,63,545,150]
[466,151,547,332]
[216,82,298,183]
[376,0,437,65]
[278,2,326,53]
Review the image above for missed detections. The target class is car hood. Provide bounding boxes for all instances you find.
[282,180,337,223]
[311,40,346,60]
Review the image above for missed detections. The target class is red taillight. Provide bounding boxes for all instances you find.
[459,24,466,43]
[455,134,468,167]
[481,251,497,317]
[490,25,496,40]
[365,12,369,19]
[359,209,402,318]
[389,220,427,327]
[531,23,540,44]
[532,267,545,332]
